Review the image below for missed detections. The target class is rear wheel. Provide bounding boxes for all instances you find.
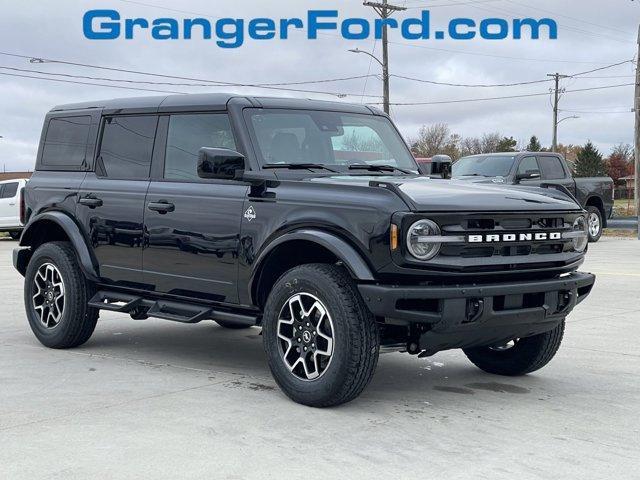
[24,242,98,349]
[586,206,603,242]
[463,321,564,376]
[263,264,379,407]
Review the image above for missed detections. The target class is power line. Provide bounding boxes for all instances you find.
[468,2,635,45]
[503,0,635,37]
[559,109,633,114]
[569,59,635,78]
[392,73,550,87]
[391,59,633,88]
[404,0,504,8]
[0,65,377,89]
[0,51,382,98]
[0,72,187,94]
[371,82,635,105]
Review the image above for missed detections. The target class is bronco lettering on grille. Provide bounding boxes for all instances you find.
[468,232,562,243]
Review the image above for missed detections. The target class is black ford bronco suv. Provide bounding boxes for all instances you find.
[14,94,595,407]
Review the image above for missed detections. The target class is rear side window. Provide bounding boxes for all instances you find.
[164,114,236,181]
[97,116,157,180]
[1,182,18,198]
[538,156,566,180]
[41,116,91,167]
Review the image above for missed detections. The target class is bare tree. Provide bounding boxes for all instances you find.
[412,123,451,157]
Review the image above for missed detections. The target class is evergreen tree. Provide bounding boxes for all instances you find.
[526,135,542,152]
[574,141,606,177]
[496,136,517,152]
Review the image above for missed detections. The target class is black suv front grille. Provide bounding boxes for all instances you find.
[439,214,573,259]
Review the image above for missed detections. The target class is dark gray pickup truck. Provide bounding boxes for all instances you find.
[452,152,614,242]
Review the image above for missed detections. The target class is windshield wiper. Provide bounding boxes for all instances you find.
[348,164,414,174]
[262,163,338,173]
[457,173,492,177]
[263,163,338,173]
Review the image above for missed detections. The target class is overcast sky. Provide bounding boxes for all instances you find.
[0,0,638,171]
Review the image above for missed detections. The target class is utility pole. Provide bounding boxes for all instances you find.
[635,25,640,239]
[547,73,569,152]
[363,0,406,115]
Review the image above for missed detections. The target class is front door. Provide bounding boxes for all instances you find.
[143,113,247,303]
[76,115,157,287]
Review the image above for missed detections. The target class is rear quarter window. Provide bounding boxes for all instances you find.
[41,116,91,168]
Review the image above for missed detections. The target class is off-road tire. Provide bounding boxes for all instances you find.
[24,242,99,349]
[215,319,252,329]
[263,264,379,407]
[463,321,565,376]
[586,206,603,243]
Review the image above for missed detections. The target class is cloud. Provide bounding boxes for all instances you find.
[0,0,636,170]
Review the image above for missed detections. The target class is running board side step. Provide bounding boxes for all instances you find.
[88,290,257,326]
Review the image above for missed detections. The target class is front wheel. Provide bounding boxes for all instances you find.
[263,264,379,407]
[586,206,603,242]
[24,242,99,349]
[463,321,565,376]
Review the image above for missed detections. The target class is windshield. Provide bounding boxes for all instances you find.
[453,155,516,177]
[245,109,418,172]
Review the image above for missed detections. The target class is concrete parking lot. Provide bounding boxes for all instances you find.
[0,237,638,479]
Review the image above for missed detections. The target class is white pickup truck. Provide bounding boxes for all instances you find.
[0,178,28,239]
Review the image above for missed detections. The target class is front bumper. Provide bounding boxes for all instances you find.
[358,271,595,352]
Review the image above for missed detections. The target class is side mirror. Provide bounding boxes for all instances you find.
[515,171,541,183]
[430,155,452,179]
[197,148,245,180]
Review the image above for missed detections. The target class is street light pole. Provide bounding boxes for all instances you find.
[363,0,406,115]
[635,25,640,240]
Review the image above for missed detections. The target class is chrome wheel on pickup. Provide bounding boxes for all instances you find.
[586,206,603,242]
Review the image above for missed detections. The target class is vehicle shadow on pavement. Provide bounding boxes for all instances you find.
[76,318,543,404]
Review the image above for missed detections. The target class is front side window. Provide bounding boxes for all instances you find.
[97,116,157,179]
[538,156,566,180]
[245,109,417,171]
[164,114,236,181]
[1,182,18,198]
[453,155,516,178]
[41,116,91,167]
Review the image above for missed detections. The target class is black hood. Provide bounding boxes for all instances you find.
[306,175,581,212]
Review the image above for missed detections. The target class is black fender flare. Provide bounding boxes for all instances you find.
[249,229,375,302]
[18,211,99,281]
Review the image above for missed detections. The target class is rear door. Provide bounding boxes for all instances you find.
[0,182,19,227]
[76,115,157,287]
[143,112,247,303]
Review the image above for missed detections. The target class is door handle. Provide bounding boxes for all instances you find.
[79,196,103,208]
[147,201,175,214]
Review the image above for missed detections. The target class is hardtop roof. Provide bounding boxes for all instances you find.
[50,93,378,115]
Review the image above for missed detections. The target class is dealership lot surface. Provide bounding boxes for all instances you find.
[0,238,638,479]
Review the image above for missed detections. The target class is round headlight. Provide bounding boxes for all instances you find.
[572,216,588,252]
[406,219,441,261]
